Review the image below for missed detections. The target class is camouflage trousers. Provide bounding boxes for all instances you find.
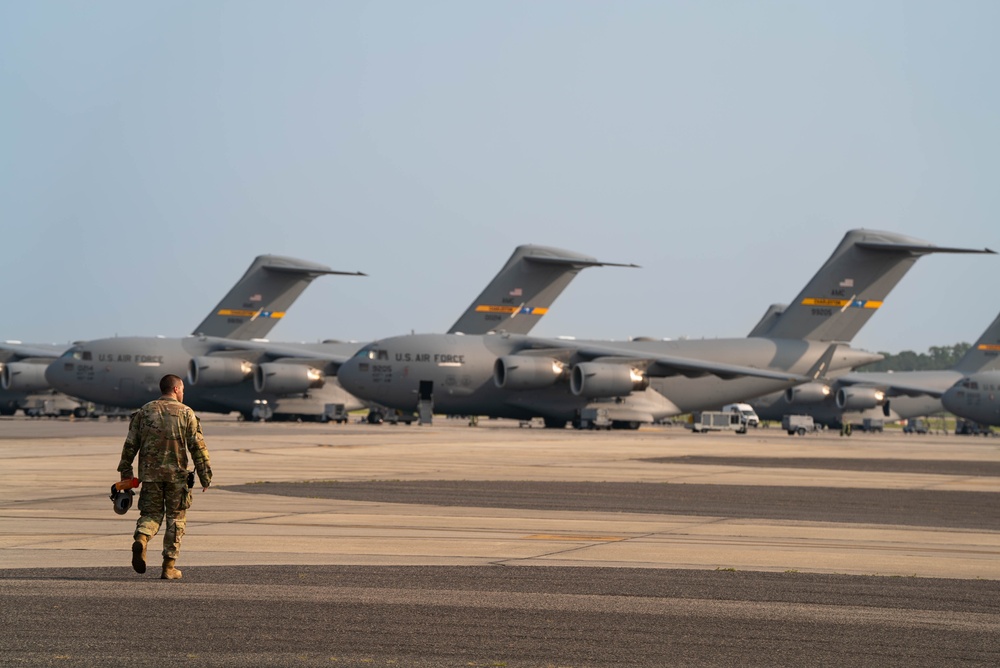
[133,479,192,560]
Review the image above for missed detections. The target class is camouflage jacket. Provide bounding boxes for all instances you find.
[118,396,212,486]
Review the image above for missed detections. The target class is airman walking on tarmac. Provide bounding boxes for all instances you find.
[117,374,212,580]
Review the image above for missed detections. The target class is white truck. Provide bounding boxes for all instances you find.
[722,403,760,428]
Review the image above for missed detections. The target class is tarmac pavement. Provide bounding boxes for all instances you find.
[1,416,998,665]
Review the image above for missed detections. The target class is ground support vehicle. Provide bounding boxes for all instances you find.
[688,411,747,434]
[782,414,818,436]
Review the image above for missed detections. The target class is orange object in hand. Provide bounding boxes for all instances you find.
[114,477,141,491]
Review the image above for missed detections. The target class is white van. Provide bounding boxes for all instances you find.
[722,403,760,428]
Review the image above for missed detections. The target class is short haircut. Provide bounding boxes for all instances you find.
[159,374,184,395]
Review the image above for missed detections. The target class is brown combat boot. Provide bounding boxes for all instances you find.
[161,558,182,580]
[131,534,148,574]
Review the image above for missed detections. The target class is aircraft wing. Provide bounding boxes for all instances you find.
[0,342,68,360]
[833,376,949,399]
[519,339,810,383]
[199,337,355,370]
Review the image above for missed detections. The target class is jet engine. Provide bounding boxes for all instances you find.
[1,361,51,393]
[835,386,886,410]
[253,362,325,394]
[187,357,253,387]
[493,356,566,391]
[784,382,832,405]
[570,362,648,398]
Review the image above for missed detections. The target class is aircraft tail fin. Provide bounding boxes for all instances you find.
[747,304,788,338]
[753,229,994,342]
[447,245,638,335]
[191,255,365,340]
[952,312,1000,373]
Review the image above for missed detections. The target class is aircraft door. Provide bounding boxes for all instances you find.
[418,380,433,425]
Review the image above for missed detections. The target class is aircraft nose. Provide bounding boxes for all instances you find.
[940,383,961,414]
[338,357,362,394]
[44,358,68,390]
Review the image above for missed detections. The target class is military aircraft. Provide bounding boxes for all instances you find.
[336,230,994,428]
[44,245,632,420]
[941,368,1000,429]
[0,254,355,416]
[750,311,1000,429]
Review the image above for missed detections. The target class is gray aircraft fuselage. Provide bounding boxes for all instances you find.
[45,336,363,416]
[942,371,1000,426]
[338,333,880,425]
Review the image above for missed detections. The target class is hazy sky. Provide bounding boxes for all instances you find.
[3,1,997,355]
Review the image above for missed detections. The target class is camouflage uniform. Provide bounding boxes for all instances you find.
[118,397,212,560]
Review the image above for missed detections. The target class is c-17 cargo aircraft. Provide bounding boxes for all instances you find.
[749,310,1000,430]
[336,230,993,429]
[44,245,633,420]
[0,254,351,416]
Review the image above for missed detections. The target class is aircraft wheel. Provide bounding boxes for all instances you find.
[543,418,566,429]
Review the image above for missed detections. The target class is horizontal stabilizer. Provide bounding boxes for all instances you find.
[524,254,640,269]
[855,240,995,255]
[258,257,367,277]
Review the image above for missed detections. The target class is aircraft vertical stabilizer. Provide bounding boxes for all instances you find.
[447,245,637,336]
[191,255,365,340]
[751,229,994,342]
[951,312,1000,374]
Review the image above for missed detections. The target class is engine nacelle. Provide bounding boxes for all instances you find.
[253,362,324,394]
[1,362,51,393]
[493,355,566,391]
[188,357,253,387]
[836,386,886,410]
[785,382,832,405]
[570,362,648,398]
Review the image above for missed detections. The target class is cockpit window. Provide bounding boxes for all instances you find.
[69,350,92,361]
[356,347,388,361]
